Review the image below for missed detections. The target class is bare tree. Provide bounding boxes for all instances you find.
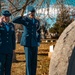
[1,0,75,28]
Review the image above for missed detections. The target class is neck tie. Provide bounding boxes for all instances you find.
[6,23,9,31]
[32,18,35,24]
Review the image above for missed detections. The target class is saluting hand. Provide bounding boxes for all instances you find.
[0,16,4,26]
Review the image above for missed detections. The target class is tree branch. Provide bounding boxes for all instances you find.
[36,0,44,8]
[21,0,30,16]
[8,0,18,10]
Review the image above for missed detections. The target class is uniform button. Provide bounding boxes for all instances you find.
[0,42,2,44]
[7,33,9,35]
[7,37,8,38]
[7,41,8,42]
[32,33,33,34]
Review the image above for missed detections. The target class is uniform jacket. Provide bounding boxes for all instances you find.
[13,16,40,47]
[0,22,16,54]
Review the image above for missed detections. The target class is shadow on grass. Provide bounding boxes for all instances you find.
[13,60,26,63]
[16,52,48,56]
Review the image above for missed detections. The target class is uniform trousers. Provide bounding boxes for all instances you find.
[24,46,38,75]
[0,53,13,75]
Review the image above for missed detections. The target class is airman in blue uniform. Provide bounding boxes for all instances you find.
[0,10,16,75]
[13,6,40,75]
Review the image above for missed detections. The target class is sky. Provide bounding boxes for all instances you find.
[9,0,75,27]
[50,0,75,6]
[43,0,75,27]
[50,0,56,5]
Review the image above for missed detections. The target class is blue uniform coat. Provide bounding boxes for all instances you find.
[13,16,40,47]
[0,22,16,54]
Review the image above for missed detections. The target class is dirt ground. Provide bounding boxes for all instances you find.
[11,44,50,75]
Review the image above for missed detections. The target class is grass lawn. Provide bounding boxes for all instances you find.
[11,44,50,75]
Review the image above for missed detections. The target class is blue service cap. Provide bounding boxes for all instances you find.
[27,6,35,13]
[2,10,11,17]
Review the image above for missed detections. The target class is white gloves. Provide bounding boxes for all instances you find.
[0,16,4,23]
[0,16,4,26]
